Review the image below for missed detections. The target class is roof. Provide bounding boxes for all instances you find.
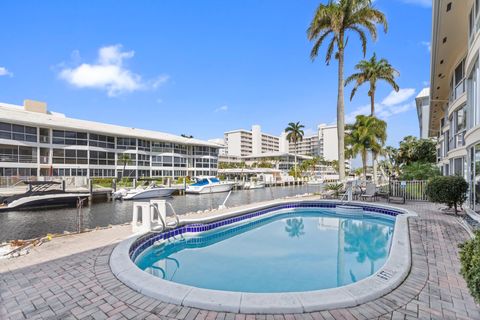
[416,87,430,99]
[0,102,220,148]
[218,168,282,174]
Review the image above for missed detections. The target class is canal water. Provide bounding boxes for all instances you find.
[0,185,323,242]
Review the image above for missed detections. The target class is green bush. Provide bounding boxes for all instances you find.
[91,178,114,188]
[425,176,468,214]
[459,230,480,303]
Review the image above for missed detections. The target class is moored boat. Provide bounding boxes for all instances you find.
[0,181,89,212]
[186,177,235,194]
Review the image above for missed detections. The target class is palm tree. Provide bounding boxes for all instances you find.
[369,117,387,184]
[308,0,387,182]
[285,122,305,178]
[345,115,386,181]
[118,153,132,179]
[345,53,400,115]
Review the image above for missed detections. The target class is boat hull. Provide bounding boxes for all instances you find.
[186,183,234,194]
[0,193,90,212]
[122,188,176,200]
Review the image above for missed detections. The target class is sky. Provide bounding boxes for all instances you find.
[0,0,432,148]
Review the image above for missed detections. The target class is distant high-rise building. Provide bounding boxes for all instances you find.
[415,88,430,139]
[223,125,279,157]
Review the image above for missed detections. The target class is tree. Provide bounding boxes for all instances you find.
[393,136,437,166]
[345,53,399,115]
[426,176,468,214]
[285,122,305,178]
[345,115,386,181]
[399,162,440,181]
[118,153,132,179]
[308,0,387,182]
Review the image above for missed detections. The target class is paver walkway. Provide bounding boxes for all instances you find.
[1,202,479,319]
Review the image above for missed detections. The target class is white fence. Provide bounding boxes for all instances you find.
[387,180,429,201]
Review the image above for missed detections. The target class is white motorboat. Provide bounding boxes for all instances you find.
[186,177,235,194]
[116,183,176,200]
[245,181,265,189]
[307,178,324,185]
[0,181,89,212]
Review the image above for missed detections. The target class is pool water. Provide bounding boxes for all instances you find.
[135,208,395,293]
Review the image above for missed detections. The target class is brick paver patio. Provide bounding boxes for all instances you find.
[1,202,480,319]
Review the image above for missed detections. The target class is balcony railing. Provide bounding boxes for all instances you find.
[449,131,466,151]
[450,79,466,102]
[39,135,50,143]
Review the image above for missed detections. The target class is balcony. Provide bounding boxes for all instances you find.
[39,135,50,144]
[449,131,466,151]
[450,79,466,103]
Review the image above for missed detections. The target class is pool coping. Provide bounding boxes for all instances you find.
[110,198,416,314]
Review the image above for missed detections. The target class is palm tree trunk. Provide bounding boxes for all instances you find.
[295,142,298,179]
[370,84,377,184]
[337,39,346,182]
[362,151,367,181]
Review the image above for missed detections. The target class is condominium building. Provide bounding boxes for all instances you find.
[223,125,280,156]
[415,88,431,139]
[0,100,220,179]
[280,133,319,156]
[318,124,339,161]
[429,0,479,210]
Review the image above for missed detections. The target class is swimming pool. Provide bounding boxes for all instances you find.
[135,208,395,293]
[111,200,414,313]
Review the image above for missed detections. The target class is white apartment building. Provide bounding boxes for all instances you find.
[318,124,339,161]
[222,123,339,160]
[223,125,279,156]
[429,0,480,211]
[0,100,220,180]
[415,88,431,139]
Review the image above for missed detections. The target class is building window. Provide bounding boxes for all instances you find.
[138,139,151,151]
[89,134,115,149]
[89,151,115,165]
[0,167,37,177]
[52,149,88,164]
[0,122,37,142]
[116,137,136,150]
[52,130,87,145]
[0,145,37,163]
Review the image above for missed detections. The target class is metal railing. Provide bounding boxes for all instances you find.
[388,180,429,201]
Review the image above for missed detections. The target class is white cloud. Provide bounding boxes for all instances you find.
[421,41,431,52]
[59,44,168,97]
[401,0,431,7]
[156,98,163,104]
[381,88,416,106]
[422,80,430,87]
[0,67,13,77]
[346,88,417,123]
[215,105,228,112]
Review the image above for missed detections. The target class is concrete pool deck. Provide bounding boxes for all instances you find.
[1,201,480,319]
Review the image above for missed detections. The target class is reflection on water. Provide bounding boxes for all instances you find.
[0,185,323,242]
[284,218,305,238]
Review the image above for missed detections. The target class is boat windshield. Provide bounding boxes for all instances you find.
[191,179,209,187]
[210,178,220,183]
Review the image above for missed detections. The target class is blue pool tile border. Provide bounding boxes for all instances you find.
[129,201,403,261]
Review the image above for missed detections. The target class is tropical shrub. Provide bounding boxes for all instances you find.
[399,162,440,181]
[425,176,468,214]
[91,178,114,188]
[325,183,344,197]
[459,230,480,303]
